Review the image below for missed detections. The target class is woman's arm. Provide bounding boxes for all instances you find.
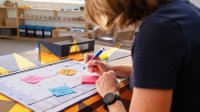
[129,88,172,112]
[111,65,132,78]
[108,100,126,112]
[107,88,172,112]
[95,71,173,112]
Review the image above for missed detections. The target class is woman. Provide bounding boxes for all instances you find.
[84,0,200,112]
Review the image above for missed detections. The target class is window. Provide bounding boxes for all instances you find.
[24,0,85,4]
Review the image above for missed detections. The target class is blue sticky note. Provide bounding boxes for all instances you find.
[49,86,76,97]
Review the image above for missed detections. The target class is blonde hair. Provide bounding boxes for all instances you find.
[85,0,170,30]
[85,0,128,30]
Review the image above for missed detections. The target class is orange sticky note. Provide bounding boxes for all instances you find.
[81,75,99,84]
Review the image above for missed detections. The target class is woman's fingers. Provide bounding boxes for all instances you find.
[87,60,105,67]
[84,53,94,63]
[88,66,98,73]
[84,53,103,64]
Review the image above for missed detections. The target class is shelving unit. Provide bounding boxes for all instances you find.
[0,7,19,39]
[0,26,17,28]
[52,28,87,38]
[0,6,89,40]
[18,17,85,23]
[0,35,17,38]
[18,7,84,13]
[19,37,44,41]
[17,7,88,39]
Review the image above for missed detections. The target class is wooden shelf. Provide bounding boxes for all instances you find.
[0,7,16,9]
[62,31,86,34]
[54,29,85,34]
[0,4,89,40]
[58,10,83,13]
[52,29,87,37]
[18,7,56,11]
[0,26,17,28]
[19,18,86,23]
[0,35,18,39]
[18,8,84,13]
[19,37,46,41]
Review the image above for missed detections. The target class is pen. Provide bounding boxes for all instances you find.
[83,48,105,70]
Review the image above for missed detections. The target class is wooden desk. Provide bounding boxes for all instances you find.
[0,44,132,112]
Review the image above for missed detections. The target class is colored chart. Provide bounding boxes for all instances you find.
[0,60,97,112]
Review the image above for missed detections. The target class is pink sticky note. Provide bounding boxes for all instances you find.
[22,75,44,84]
[81,75,99,84]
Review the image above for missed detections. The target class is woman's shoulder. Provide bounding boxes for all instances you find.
[139,1,200,35]
[139,15,180,34]
[134,14,186,49]
[148,1,200,25]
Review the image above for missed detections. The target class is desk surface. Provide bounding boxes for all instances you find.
[0,44,132,112]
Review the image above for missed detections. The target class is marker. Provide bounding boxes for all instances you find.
[83,48,105,70]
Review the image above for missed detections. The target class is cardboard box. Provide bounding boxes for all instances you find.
[5,18,16,26]
[38,36,95,57]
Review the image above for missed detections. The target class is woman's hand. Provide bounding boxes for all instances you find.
[84,53,111,75]
[95,70,120,97]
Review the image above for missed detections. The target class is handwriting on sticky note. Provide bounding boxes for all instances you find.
[49,86,76,97]
[22,75,44,84]
[81,75,99,84]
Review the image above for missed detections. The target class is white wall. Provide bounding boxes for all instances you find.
[0,0,4,4]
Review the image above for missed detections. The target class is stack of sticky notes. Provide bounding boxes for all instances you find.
[81,75,99,84]
[100,54,109,60]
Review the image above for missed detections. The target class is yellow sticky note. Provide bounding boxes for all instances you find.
[99,54,108,60]
[99,48,119,60]
[101,48,118,57]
